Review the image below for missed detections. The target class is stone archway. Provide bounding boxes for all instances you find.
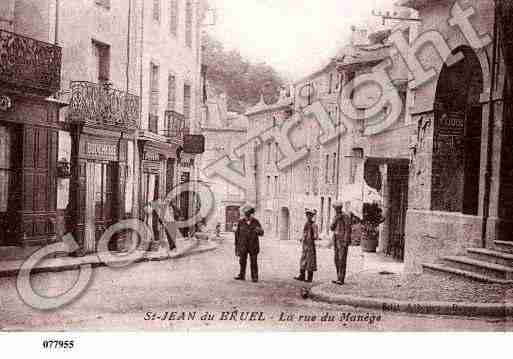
[432,45,484,215]
[279,207,290,241]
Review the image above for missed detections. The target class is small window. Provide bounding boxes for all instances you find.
[167,74,176,110]
[169,0,178,35]
[95,0,110,9]
[332,153,337,184]
[150,63,160,116]
[324,154,329,184]
[183,84,191,120]
[92,40,110,83]
[153,0,161,22]
[185,0,193,47]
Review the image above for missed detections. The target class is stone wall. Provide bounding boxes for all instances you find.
[405,209,482,273]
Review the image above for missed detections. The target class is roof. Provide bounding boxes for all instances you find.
[245,90,293,116]
[335,43,391,70]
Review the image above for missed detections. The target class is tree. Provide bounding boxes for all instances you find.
[202,33,285,113]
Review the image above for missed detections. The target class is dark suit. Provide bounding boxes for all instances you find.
[235,217,264,281]
[330,212,352,284]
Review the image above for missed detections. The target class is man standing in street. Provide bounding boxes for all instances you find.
[330,200,352,285]
[234,204,264,283]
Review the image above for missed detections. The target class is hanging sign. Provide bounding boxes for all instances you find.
[183,134,205,154]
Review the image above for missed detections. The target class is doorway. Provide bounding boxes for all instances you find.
[280,207,290,241]
[225,206,240,232]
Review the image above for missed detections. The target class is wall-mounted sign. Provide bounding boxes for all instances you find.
[183,134,205,154]
[144,151,160,162]
[86,142,117,157]
[180,171,190,184]
[0,95,12,112]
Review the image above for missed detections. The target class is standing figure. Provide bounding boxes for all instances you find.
[330,200,352,285]
[294,209,319,283]
[234,204,264,282]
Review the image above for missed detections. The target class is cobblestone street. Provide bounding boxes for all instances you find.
[0,237,511,331]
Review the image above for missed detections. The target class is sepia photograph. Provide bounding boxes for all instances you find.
[0,0,512,347]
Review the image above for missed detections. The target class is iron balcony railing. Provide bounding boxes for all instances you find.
[0,29,62,95]
[67,81,140,129]
[164,110,189,142]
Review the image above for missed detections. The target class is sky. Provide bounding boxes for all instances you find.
[206,0,398,81]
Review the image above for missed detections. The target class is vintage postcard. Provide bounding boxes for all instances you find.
[0,0,512,347]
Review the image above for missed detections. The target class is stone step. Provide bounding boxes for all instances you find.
[494,241,513,253]
[440,255,513,280]
[422,263,513,285]
[467,248,513,267]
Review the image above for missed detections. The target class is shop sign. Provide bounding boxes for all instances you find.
[144,151,160,162]
[86,142,117,157]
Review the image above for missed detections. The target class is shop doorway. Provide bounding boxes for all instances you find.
[280,207,290,241]
[225,205,240,232]
[432,45,484,215]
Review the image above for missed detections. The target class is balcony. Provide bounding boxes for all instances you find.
[67,81,140,130]
[0,29,62,95]
[164,110,189,143]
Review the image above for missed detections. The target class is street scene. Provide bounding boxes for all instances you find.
[0,0,513,333]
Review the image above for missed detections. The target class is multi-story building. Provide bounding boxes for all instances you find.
[246,20,413,257]
[397,0,513,277]
[0,0,206,258]
[199,87,248,231]
[0,0,63,253]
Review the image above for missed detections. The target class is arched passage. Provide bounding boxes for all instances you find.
[432,46,484,215]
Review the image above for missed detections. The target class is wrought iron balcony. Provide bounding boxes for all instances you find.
[164,110,189,142]
[67,81,140,130]
[0,29,62,95]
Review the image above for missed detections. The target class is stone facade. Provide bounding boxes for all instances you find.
[400,0,510,272]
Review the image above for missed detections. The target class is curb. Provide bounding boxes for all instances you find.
[310,284,513,318]
[0,241,219,278]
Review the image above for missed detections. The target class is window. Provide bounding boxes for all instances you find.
[95,0,110,9]
[312,167,319,195]
[347,71,356,100]
[327,198,332,227]
[324,154,329,184]
[328,73,333,94]
[167,74,176,110]
[274,142,279,163]
[169,0,178,35]
[153,0,161,21]
[267,143,271,164]
[185,0,193,48]
[274,176,278,197]
[336,73,341,90]
[320,197,324,232]
[266,176,271,196]
[183,83,191,120]
[332,153,337,184]
[305,165,311,195]
[0,126,12,213]
[150,63,160,116]
[93,40,110,83]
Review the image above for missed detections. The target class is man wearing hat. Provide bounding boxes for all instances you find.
[294,208,319,283]
[234,204,264,282]
[330,200,352,285]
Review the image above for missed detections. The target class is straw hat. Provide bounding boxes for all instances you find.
[241,203,256,214]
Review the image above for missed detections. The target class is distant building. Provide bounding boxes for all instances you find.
[199,85,248,231]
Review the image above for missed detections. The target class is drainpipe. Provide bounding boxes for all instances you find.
[481,0,499,248]
[54,0,59,45]
[335,71,343,201]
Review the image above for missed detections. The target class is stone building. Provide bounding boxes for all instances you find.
[0,0,206,258]
[199,88,248,232]
[397,0,513,277]
[0,0,63,253]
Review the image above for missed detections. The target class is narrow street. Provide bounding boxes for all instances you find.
[0,237,510,331]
